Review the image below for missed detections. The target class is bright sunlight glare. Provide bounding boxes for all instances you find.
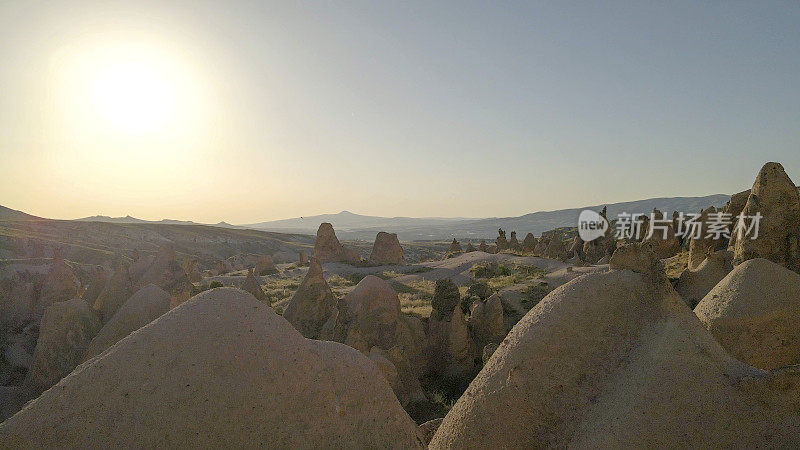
[91,61,177,134]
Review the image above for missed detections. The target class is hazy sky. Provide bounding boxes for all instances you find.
[1,1,799,223]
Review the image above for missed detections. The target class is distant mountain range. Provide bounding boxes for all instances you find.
[242,211,473,235]
[244,194,730,241]
[14,193,727,241]
[76,215,241,229]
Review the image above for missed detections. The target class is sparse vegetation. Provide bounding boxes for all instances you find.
[521,282,552,308]
[471,262,547,291]
[344,272,367,285]
[258,267,279,276]
[397,279,436,319]
[466,281,490,300]
[664,251,689,279]
[470,262,513,278]
[432,278,460,315]
[460,295,479,315]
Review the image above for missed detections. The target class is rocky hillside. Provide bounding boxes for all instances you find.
[246,195,730,240]
[0,213,314,267]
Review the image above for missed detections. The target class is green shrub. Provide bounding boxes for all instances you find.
[345,272,367,285]
[209,281,224,289]
[432,278,460,315]
[259,267,279,276]
[460,294,479,315]
[470,262,512,278]
[466,281,490,300]
[521,282,551,308]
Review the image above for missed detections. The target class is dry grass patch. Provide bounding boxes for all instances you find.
[663,251,689,279]
[394,279,436,319]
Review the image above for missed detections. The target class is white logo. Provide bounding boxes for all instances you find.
[578,209,609,242]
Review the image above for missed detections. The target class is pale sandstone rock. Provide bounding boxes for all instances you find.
[369,232,406,265]
[314,222,360,264]
[430,270,798,448]
[733,162,800,272]
[283,258,337,339]
[675,250,732,308]
[24,299,101,396]
[37,250,80,313]
[83,284,170,362]
[0,288,424,448]
[695,258,800,370]
[241,268,268,303]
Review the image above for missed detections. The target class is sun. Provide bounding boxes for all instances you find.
[91,61,177,134]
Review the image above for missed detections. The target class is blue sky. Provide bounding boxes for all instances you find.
[1,1,798,222]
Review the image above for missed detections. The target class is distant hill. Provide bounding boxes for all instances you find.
[435,194,731,241]
[243,211,473,235]
[76,215,150,224]
[1,192,732,247]
[244,195,730,241]
[0,205,43,221]
[1,206,313,267]
[76,215,242,229]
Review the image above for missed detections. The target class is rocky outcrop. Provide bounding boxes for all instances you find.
[533,238,548,256]
[732,162,800,272]
[0,288,424,448]
[368,346,398,391]
[418,418,444,446]
[369,232,406,265]
[429,269,799,448]
[567,236,585,262]
[313,222,361,264]
[522,233,537,252]
[509,232,522,251]
[82,266,108,306]
[211,259,233,276]
[447,238,462,254]
[495,229,508,251]
[675,250,732,308]
[687,206,725,269]
[643,208,681,259]
[465,242,476,252]
[24,299,101,397]
[255,254,276,275]
[283,259,337,339]
[4,341,32,371]
[133,245,193,298]
[432,278,460,317]
[582,237,616,264]
[184,259,202,283]
[695,258,800,370]
[468,293,505,353]
[481,342,499,364]
[544,236,568,261]
[609,242,661,276]
[36,250,80,313]
[93,260,134,322]
[427,305,475,381]
[0,274,38,320]
[478,241,488,252]
[722,189,750,251]
[320,276,425,406]
[725,189,751,223]
[82,284,170,361]
[241,268,268,302]
[582,207,616,263]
